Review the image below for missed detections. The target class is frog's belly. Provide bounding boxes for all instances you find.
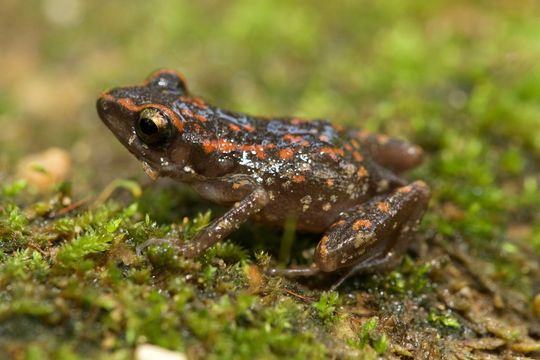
[253,193,357,233]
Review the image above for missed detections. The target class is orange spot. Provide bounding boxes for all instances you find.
[217,139,236,152]
[228,124,241,132]
[253,145,266,160]
[320,147,343,161]
[283,134,304,143]
[279,148,295,160]
[244,124,256,132]
[330,219,346,228]
[377,202,390,213]
[202,140,215,153]
[191,97,207,109]
[194,114,208,122]
[180,108,194,118]
[292,175,305,183]
[290,118,305,125]
[239,145,266,160]
[357,166,367,177]
[353,151,363,162]
[344,143,353,151]
[192,123,203,133]
[326,179,334,187]
[319,135,329,142]
[265,143,276,149]
[232,183,242,190]
[352,219,372,231]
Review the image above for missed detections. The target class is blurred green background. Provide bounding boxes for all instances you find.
[2,0,540,358]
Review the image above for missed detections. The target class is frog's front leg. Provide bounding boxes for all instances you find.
[178,186,269,257]
[271,180,430,288]
[139,177,269,258]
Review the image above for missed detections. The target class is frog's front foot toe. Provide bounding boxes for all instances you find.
[266,264,320,277]
[136,238,178,256]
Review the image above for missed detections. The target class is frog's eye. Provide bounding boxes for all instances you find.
[136,108,172,146]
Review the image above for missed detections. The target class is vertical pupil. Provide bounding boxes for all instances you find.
[140,117,158,135]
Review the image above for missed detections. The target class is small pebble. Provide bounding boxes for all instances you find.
[135,344,187,360]
[16,147,72,192]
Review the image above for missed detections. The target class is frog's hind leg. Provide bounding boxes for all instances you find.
[314,180,430,289]
[350,129,424,173]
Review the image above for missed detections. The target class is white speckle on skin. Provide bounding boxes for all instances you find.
[128,134,137,145]
[377,179,389,192]
[300,195,312,212]
[330,195,338,203]
[322,202,332,211]
[343,164,356,176]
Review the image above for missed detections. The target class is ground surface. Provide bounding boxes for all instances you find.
[1,1,540,359]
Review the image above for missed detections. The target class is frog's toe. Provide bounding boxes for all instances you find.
[136,238,179,256]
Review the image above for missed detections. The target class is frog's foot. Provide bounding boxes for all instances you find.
[314,180,430,289]
[266,264,320,277]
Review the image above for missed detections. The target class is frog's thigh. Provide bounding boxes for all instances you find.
[314,180,430,273]
[351,129,424,173]
[179,187,269,257]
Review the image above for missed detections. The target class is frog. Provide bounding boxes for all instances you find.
[96,69,430,288]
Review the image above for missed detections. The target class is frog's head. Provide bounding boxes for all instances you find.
[97,69,194,180]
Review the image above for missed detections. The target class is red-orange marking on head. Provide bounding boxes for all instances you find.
[244,124,256,132]
[377,202,390,213]
[228,124,241,132]
[279,148,295,160]
[292,174,306,183]
[115,97,184,132]
[352,219,372,231]
[344,143,353,152]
